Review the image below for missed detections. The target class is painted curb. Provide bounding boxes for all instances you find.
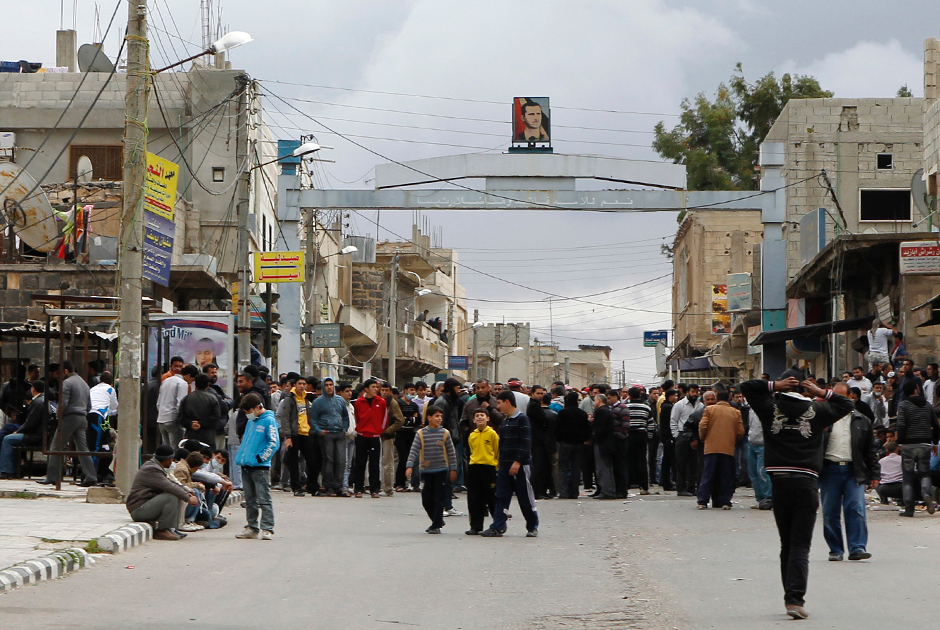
[0,548,94,593]
[95,522,152,553]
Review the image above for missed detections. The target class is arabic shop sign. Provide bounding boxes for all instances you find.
[252,251,305,283]
[143,210,174,287]
[143,152,179,222]
[900,241,940,274]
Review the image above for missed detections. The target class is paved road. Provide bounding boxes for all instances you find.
[2,489,939,628]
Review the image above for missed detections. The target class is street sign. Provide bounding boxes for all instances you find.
[143,152,179,222]
[253,251,305,283]
[899,241,940,274]
[309,323,343,348]
[727,273,752,312]
[643,330,668,347]
[142,209,174,287]
[448,355,469,370]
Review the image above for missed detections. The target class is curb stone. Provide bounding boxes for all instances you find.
[95,522,152,553]
[0,548,94,593]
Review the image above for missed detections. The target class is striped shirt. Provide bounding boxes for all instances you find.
[406,426,457,473]
[626,401,655,435]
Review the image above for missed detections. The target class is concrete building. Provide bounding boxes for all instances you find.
[668,209,764,380]
[471,323,531,385]
[530,339,611,391]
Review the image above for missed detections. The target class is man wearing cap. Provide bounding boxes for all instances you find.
[740,369,855,620]
[507,378,531,414]
[126,445,198,541]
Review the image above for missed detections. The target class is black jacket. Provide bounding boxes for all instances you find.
[178,389,223,445]
[555,406,591,445]
[17,394,47,446]
[854,399,875,423]
[740,379,855,478]
[822,411,880,485]
[896,396,940,444]
[659,401,675,444]
[592,404,615,456]
[236,382,272,439]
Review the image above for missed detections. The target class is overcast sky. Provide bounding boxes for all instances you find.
[7,1,937,383]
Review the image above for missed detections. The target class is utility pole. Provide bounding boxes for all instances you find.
[388,250,399,386]
[303,208,315,373]
[493,324,501,385]
[235,75,251,372]
[564,356,570,385]
[264,282,273,369]
[115,0,150,495]
[471,309,479,382]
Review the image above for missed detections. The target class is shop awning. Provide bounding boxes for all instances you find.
[749,316,875,346]
[911,293,940,328]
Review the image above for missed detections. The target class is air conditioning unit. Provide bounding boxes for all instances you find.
[0,132,15,149]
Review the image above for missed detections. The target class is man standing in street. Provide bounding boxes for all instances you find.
[592,393,618,500]
[380,382,405,496]
[697,388,744,509]
[626,387,655,495]
[895,380,940,517]
[897,359,924,406]
[848,367,873,397]
[276,376,318,497]
[480,391,539,537]
[353,379,387,498]
[820,383,880,561]
[235,393,280,540]
[740,370,855,620]
[671,385,704,497]
[156,364,197,447]
[746,400,773,510]
[310,376,350,497]
[40,361,97,487]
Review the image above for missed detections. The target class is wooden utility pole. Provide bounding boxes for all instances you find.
[115,0,150,495]
[388,250,399,387]
[235,75,251,371]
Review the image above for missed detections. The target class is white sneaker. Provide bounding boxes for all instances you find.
[235,527,258,539]
[178,522,204,532]
[444,508,464,517]
[260,529,273,540]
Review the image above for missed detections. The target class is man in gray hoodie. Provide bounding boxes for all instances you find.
[39,361,97,486]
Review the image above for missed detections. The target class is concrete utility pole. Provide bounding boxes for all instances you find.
[564,356,570,385]
[303,208,315,373]
[388,250,399,386]
[493,325,501,385]
[235,75,251,371]
[471,309,479,382]
[115,0,150,495]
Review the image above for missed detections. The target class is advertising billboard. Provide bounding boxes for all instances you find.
[512,97,551,144]
[148,312,235,391]
[711,284,730,334]
[899,241,940,274]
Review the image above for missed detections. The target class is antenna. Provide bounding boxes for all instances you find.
[78,43,114,72]
[76,156,94,184]
[201,0,211,50]
[0,163,60,253]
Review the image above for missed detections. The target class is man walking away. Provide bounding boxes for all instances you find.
[740,370,854,620]
[671,384,704,496]
[235,393,280,540]
[481,391,539,537]
[697,388,744,509]
[157,364,197,447]
[310,377,350,496]
[895,380,940,517]
[626,387,656,495]
[126,445,198,540]
[820,383,880,561]
[353,379,387,498]
[40,361,97,487]
[658,389,678,491]
[592,393,617,500]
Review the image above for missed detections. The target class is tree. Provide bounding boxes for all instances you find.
[653,63,833,191]
[897,85,913,97]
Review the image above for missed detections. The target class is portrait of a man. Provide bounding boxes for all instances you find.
[513,97,551,143]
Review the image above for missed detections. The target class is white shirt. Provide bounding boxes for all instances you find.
[511,391,530,412]
[878,453,903,484]
[670,396,704,438]
[89,382,118,418]
[825,414,853,462]
[868,328,893,355]
[156,374,189,425]
[847,376,872,395]
[924,379,936,406]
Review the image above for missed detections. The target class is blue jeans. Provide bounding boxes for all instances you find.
[242,466,274,532]
[819,462,868,555]
[0,432,27,474]
[747,443,772,503]
[229,444,243,489]
[454,441,466,488]
[342,439,356,492]
[489,462,539,533]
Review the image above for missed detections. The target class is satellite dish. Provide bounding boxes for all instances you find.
[0,162,59,253]
[76,156,94,184]
[77,44,114,73]
[912,168,934,217]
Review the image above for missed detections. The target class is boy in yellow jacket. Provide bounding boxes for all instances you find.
[466,408,500,535]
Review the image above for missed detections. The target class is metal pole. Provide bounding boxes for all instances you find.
[115,0,149,495]
[564,356,570,385]
[388,250,399,387]
[493,325,501,385]
[303,208,316,374]
[471,309,479,382]
[235,75,251,372]
[264,282,273,367]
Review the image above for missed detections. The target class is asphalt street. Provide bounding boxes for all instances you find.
[2,489,938,629]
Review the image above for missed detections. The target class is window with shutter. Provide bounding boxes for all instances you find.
[69,145,123,181]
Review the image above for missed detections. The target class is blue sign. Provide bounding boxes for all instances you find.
[448,355,469,370]
[643,330,668,347]
[143,210,175,287]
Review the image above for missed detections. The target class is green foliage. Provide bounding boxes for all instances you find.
[897,85,913,97]
[654,63,833,192]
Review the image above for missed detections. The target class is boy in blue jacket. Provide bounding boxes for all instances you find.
[235,392,280,540]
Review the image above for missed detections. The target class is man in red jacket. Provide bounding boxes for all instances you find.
[353,379,387,498]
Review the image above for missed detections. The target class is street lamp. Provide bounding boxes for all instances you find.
[493,346,523,385]
[154,30,253,73]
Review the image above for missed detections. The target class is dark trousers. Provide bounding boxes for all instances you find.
[659,434,675,490]
[286,433,321,494]
[674,433,698,494]
[611,438,629,497]
[647,431,659,484]
[901,444,932,516]
[421,470,449,529]
[353,435,381,494]
[532,442,552,498]
[771,474,819,607]
[580,443,595,489]
[876,481,903,505]
[467,463,496,531]
[490,462,539,533]
[557,443,582,498]
[628,431,649,491]
[394,429,416,488]
[697,453,736,507]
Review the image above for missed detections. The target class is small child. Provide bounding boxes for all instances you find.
[466,408,499,535]
[406,405,457,534]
